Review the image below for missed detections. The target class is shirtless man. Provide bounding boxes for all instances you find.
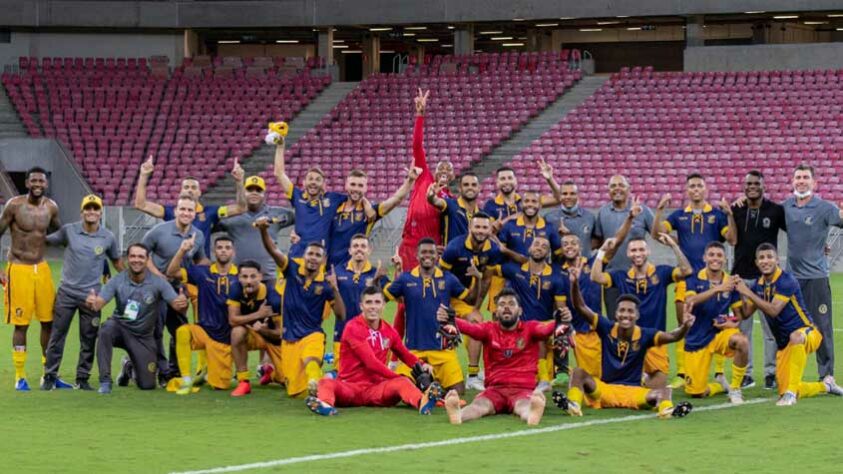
[0,167,61,390]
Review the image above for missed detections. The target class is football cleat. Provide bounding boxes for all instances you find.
[307,378,319,397]
[740,375,756,389]
[419,382,443,415]
[776,391,797,406]
[98,382,112,394]
[668,375,685,389]
[40,375,56,391]
[714,373,730,394]
[230,380,251,397]
[666,401,693,419]
[76,380,94,391]
[306,396,337,416]
[764,374,777,390]
[466,376,485,391]
[176,377,194,396]
[822,376,843,396]
[728,389,744,405]
[193,366,208,387]
[54,378,76,390]
[15,378,31,392]
[259,364,274,386]
[117,356,133,387]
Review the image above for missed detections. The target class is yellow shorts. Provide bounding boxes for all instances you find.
[683,328,739,395]
[776,326,822,396]
[187,325,233,390]
[333,341,341,368]
[396,349,464,388]
[451,299,476,319]
[486,276,505,312]
[281,332,326,397]
[588,379,651,410]
[644,344,669,375]
[537,337,554,381]
[574,331,602,378]
[4,261,54,326]
[185,283,199,323]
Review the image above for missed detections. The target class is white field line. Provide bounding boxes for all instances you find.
[171,398,770,474]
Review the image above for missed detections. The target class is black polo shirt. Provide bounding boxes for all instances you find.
[731,198,787,279]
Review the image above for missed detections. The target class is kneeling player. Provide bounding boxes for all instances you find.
[440,288,569,426]
[227,261,285,397]
[678,242,750,403]
[307,287,442,415]
[558,264,693,419]
[734,243,843,406]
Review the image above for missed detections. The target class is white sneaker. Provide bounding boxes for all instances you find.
[536,381,552,393]
[728,388,744,404]
[823,376,843,396]
[477,370,486,382]
[714,373,730,394]
[776,391,797,406]
[466,376,485,391]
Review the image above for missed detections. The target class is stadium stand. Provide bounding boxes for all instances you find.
[485,66,843,205]
[258,51,582,201]
[1,56,330,204]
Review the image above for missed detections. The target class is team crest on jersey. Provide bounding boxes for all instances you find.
[542,281,551,290]
[365,277,374,286]
[198,212,206,222]
[94,246,104,255]
[91,317,100,327]
[382,337,391,349]
[322,198,331,207]
[516,337,525,349]
[503,349,513,358]
[144,294,155,304]
[438,281,445,290]
[314,285,324,295]
[583,225,590,234]
[632,340,640,351]
[649,275,660,285]
[147,362,157,373]
[805,216,814,225]
[478,256,489,265]
[707,215,716,224]
[762,217,771,228]
[819,304,828,315]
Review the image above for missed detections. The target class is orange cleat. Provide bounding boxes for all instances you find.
[230,380,251,397]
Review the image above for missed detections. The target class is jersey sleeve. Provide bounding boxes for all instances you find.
[640,205,655,233]
[226,283,245,307]
[412,115,428,170]
[193,232,207,262]
[141,227,156,252]
[647,328,665,347]
[382,274,405,301]
[825,200,843,228]
[674,279,688,303]
[594,315,614,336]
[439,242,458,270]
[185,265,205,285]
[45,224,69,247]
[593,209,605,239]
[344,323,402,380]
[554,274,569,306]
[106,233,121,260]
[774,274,799,302]
[548,229,563,257]
[99,277,118,302]
[530,320,557,340]
[267,288,283,313]
[323,281,335,302]
[447,272,470,300]
[455,319,489,342]
[163,205,175,221]
[384,323,421,368]
[661,265,682,283]
[158,277,179,304]
[717,209,730,238]
[287,186,300,202]
[664,210,680,233]
[603,269,624,289]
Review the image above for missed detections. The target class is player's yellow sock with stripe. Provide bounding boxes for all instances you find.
[12,347,26,380]
[305,360,322,382]
[797,382,826,399]
[236,371,250,382]
[538,359,551,382]
[467,365,480,378]
[730,363,747,390]
[196,350,208,375]
[713,353,726,374]
[175,325,192,381]
[657,399,674,413]
[568,387,584,406]
[706,383,725,397]
[786,342,808,393]
[675,340,686,376]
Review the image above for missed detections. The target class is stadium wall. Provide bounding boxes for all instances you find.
[684,42,843,71]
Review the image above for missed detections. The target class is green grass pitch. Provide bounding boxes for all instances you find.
[1,262,842,473]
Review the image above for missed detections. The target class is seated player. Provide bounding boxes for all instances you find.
[440,288,569,426]
[558,263,693,419]
[678,242,750,404]
[227,261,285,397]
[734,243,843,406]
[306,287,443,415]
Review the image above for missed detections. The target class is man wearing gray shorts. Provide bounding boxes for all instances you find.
[784,164,843,381]
[41,195,123,391]
[87,243,188,393]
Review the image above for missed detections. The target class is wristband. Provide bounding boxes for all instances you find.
[596,249,606,262]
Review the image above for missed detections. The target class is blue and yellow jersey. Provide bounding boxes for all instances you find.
[561,256,603,333]
[182,263,238,344]
[750,267,817,350]
[383,266,469,350]
[498,215,562,258]
[665,204,729,271]
[226,281,282,330]
[438,196,479,244]
[334,261,389,341]
[495,261,567,321]
[277,258,336,342]
[677,269,742,351]
[602,264,682,331]
[574,315,663,386]
[440,234,504,289]
[287,188,347,256]
[482,193,521,221]
[327,200,385,267]
[164,203,222,256]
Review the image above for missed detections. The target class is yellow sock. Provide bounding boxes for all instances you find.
[675,340,685,375]
[196,350,208,374]
[657,399,674,412]
[236,370,250,382]
[568,386,584,406]
[797,382,826,399]
[41,354,46,376]
[731,363,747,390]
[175,325,192,380]
[707,383,725,397]
[12,348,26,380]
[467,365,480,377]
[787,343,808,393]
[713,353,726,374]
[538,359,551,382]
[305,360,322,382]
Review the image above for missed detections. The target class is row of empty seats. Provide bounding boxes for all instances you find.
[484,66,843,205]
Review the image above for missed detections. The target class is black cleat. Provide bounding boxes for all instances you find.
[670,401,693,418]
[551,390,570,410]
[40,375,56,391]
[76,380,95,391]
[764,374,777,390]
[740,375,756,389]
[117,356,133,387]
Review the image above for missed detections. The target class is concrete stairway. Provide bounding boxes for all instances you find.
[203,81,359,203]
[464,75,609,181]
[0,83,28,140]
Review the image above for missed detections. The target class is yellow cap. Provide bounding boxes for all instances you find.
[245,176,266,191]
[268,121,289,137]
[80,194,103,211]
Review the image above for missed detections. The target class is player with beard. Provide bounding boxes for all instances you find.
[546,181,598,259]
[0,166,61,391]
[441,288,570,425]
[481,163,562,223]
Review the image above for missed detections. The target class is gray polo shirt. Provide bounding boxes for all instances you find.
[544,206,597,258]
[100,270,178,336]
[783,195,843,279]
[218,205,294,281]
[46,222,120,298]
[142,220,206,274]
[594,202,654,271]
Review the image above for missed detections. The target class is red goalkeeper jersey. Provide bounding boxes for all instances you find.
[338,316,419,385]
[456,319,555,390]
[402,116,450,248]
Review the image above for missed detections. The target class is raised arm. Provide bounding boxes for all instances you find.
[650,193,672,239]
[133,155,166,218]
[273,139,294,198]
[220,158,248,218]
[657,232,693,278]
[255,217,288,270]
[686,275,735,306]
[569,264,599,327]
[426,182,447,211]
[656,301,695,344]
[590,239,615,286]
[537,158,562,207]
[412,88,429,170]
[378,166,421,215]
[734,279,786,318]
[165,234,197,279]
[720,197,737,246]
[325,269,346,321]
